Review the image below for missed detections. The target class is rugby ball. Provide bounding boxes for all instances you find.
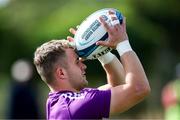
[74,8,123,60]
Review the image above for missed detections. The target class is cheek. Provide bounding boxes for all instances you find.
[70,67,81,76]
[74,64,83,72]
[68,64,82,77]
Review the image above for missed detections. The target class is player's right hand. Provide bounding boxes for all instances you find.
[67,25,79,42]
[96,11,129,49]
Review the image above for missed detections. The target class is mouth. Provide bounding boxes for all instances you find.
[82,72,86,77]
[82,71,86,75]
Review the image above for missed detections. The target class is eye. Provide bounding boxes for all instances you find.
[76,58,80,64]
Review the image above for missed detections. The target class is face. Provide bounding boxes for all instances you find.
[65,48,88,90]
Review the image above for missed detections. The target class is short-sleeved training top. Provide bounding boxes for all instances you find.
[46,88,111,119]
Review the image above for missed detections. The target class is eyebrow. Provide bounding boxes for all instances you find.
[74,53,79,60]
[74,54,79,62]
[73,51,80,61]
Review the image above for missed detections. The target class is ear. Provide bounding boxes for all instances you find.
[55,67,67,80]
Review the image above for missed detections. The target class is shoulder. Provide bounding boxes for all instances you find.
[46,89,111,119]
[80,88,111,98]
[69,88,111,119]
[82,87,111,93]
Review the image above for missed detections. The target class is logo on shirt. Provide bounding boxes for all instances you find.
[61,92,87,101]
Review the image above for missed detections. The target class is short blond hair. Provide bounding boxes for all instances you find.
[34,39,73,83]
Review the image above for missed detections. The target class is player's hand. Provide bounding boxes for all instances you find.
[67,25,79,42]
[67,26,85,61]
[96,11,128,49]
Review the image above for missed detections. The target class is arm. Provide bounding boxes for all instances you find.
[110,51,150,114]
[98,53,125,90]
[96,13,151,115]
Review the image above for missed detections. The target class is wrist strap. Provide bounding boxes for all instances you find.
[98,52,115,65]
[116,40,133,56]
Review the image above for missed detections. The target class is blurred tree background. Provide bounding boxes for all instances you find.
[0,0,179,119]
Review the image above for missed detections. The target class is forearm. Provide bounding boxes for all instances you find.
[121,51,149,88]
[117,41,150,94]
[98,52,125,87]
[96,15,150,114]
[103,56,125,86]
[109,47,151,114]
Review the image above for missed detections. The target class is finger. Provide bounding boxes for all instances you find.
[96,41,109,47]
[113,17,125,31]
[69,28,76,35]
[122,17,126,27]
[110,13,120,27]
[121,17,126,31]
[113,24,121,31]
[111,15,118,21]
[67,36,74,42]
[113,20,121,30]
[99,16,111,32]
[111,20,120,26]
[109,10,117,23]
[100,16,115,35]
[108,10,115,15]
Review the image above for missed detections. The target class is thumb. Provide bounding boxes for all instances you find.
[67,36,74,42]
[69,28,76,35]
[96,41,109,47]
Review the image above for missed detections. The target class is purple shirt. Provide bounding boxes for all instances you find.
[46,88,111,119]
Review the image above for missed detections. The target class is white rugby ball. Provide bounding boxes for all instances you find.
[74,8,123,60]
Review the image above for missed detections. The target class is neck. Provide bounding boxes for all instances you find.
[48,82,79,93]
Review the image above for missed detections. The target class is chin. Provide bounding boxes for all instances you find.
[82,79,88,88]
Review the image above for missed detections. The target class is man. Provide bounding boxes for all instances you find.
[34,11,150,119]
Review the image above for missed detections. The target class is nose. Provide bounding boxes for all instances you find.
[79,58,87,70]
[80,61,87,70]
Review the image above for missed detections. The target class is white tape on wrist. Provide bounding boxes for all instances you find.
[116,40,133,56]
[98,52,115,65]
